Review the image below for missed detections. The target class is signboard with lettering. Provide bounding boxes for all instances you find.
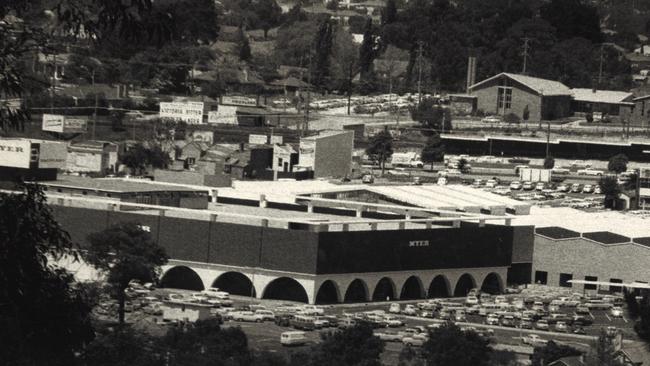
[0,139,32,168]
[160,102,204,124]
[42,114,87,133]
[221,96,258,107]
[248,134,268,145]
[63,118,88,133]
[192,131,214,144]
[408,240,430,247]
[207,105,238,124]
[38,141,67,169]
[42,114,65,132]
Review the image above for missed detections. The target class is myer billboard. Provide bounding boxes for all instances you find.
[42,114,87,133]
[0,139,32,168]
[160,102,204,124]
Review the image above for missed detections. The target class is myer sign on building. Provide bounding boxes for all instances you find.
[42,114,87,133]
[0,139,32,168]
[160,102,204,124]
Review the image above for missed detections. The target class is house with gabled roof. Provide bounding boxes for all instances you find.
[468,72,573,121]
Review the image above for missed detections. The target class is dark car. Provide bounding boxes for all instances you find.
[572,315,593,327]
[275,314,293,327]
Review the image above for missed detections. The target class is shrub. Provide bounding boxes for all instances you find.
[504,112,521,124]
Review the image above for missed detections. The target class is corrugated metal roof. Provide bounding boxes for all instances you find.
[469,72,572,96]
[571,88,634,104]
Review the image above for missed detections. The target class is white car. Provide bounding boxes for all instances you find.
[522,334,548,347]
[389,303,401,314]
[402,304,418,316]
[232,311,265,322]
[191,293,208,303]
[383,315,404,327]
[167,293,184,302]
[202,287,230,299]
[556,183,569,192]
[535,182,545,191]
[465,296,480,305]
[255,310,276,321]
[582,184,594,194]
[300,305,324,316]
[402,333,429,347]
[375,331,403,342]
[577,168,604,176]
[485,179,498,188]
[509,181,523,190]
[611,307,623,318]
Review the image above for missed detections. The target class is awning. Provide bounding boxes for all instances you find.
[568,279,650,289]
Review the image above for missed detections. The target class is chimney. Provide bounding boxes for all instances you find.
[466,56,477,94]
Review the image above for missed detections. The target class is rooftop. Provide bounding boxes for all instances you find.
[571,88,634,105]
[514,207,650,238]
[41,176,208,194]
[470,72,572,96]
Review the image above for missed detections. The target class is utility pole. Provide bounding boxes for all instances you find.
[546,120,551,158]
[92,70,97,140]
[522,37,530,74]
[304,53,312,136]
[417,41,424,104]
[50,51,57,113]
[598,44,604,86]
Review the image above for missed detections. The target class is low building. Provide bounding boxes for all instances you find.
[468,72,573,121]
[640,168,650,210]
[179,141,210,168]
[161,301,212,322]
[631,95,650,127]
[295,130,354,178]
[41,176,209,209]
[0,138,67,188]
[66,140,118,174]
[223,146,273,179]
[571,88,634,122]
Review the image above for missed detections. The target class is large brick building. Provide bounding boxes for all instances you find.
[469,73,573,121]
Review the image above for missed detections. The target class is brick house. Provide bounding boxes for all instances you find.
[468,72,573,121]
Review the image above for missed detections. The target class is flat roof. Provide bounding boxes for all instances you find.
[41,176,208,194]
[571,88,634,105]
[513,206,650,238]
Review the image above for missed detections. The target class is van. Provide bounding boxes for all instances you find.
[281,331,308,346]
[291,315,316,331]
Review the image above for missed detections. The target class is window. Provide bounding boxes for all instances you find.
[497,87,513,110]
[642,101,645,116]
[82,191,87,195]
[559,273,573,288]
[278,158,283,167]
[534,271,548,285]
[610,278,623,293]
[584,276,598,290]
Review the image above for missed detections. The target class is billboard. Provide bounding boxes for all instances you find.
[0,139,32,168]
[298,139,316,168]
[520,168,551,182]
[42,114,87,133]
[160,102,204,124]
[270,135,284,144]
[221,96,257,107]
[249,134,268,145]
[38,141,68,169]
[207,105,238,124]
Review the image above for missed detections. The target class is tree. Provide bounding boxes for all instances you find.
[83,325,160,366]
[256,0,282,39]
[608,153,628,174]
[326,0,339,11]
[540,0,602,43]
[635,295,650,342]
[313,18,335,88]
[531,340,581,366]
[85,222,169,323]
[599,175,622,209]
[297,322,384,366]
[543,156,555,169]
[624,288,640,320]
[523,105,530,121]
[504,112,521,125]
[331,28,359,114]
[0,184,94,365]
[584,329,622,366]
[421,135,445,170]
[421,324,492,366]
[366,127,394,176]
[358,18,379,82]
[382,0,398,25]
[238,26,252,61]
[411,98,452,135]
[457,158,469,173]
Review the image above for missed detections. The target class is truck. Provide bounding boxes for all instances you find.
[520,168,551,183]
[391,152,424,168]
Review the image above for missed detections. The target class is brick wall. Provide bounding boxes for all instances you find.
[472,81,543,121]
[533,235,650,290]
[313,131,354,178]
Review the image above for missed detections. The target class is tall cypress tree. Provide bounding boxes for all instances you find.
[312,18,333,88]
[358,18,377,78]
[382,0,397,24]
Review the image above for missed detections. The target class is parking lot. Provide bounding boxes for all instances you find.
[97,282,640,363]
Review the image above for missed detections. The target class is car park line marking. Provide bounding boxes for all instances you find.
[605,314,611,321]
[622,317,628,323]
[589,313,595,320]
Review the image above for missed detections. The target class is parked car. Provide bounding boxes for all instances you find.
[486,314,500,325]
[535,182,546,191]
[402,333,429,347]
[485,179,498,188]
[465,296,480,305]
[577,168,604,176]
[281,331,308,346]
[522,334,548,347]
[555,321,569,332]
[535,319,550,331]
[611,307,624,318]
[374,331,403,342]
[556,183,569,192]
[570,183,582,193]
[482,115,503,124]
[509,181,523,190]
[594,185,602,194]
[362,174,375,184]
[501,315,515,327]
[402,305,418,316]
[522,181,534,191]
[582,184,594,194]
[256,310,276,321]
[232,311,265,322]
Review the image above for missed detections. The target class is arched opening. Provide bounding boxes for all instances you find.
[212,272,255,297]
[372,277,396,301]
[453,273,476,297]
[315,280,340,304]
[428,275,451,298]
[344,279,369,303]
[262,277,308,303]
[481,272,503,295]
[160,266,204,291]
[400,276,424,300]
